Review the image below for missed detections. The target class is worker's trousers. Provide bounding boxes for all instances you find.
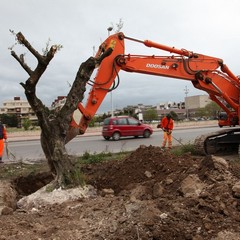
[0,139,4,160]
[162,131,172,149]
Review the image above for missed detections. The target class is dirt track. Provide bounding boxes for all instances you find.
[0,145,240,239]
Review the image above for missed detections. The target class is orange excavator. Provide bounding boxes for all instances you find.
[68,32,240,155]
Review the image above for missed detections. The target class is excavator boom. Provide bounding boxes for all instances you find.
[68,32,240,155]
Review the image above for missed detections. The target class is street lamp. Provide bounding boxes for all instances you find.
[107,26,113,36]
[107,27,114,116]
[184,86,189,119]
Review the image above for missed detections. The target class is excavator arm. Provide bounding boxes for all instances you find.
[67,32,240,155]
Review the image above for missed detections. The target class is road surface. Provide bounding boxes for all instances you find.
[2,126,219,163]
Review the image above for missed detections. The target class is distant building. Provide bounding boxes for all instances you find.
[185,95,212,117]
[185,95,211,109]
[0,97,37,127]
[9,94,211,126]
[51,96,66,110]
[119,95,213,121]
[157,101,185,110]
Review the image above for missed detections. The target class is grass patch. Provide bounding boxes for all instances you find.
[0,152,130,182]
[0,161,49,180]
[63,168,86,188]
[171,143,197,156]
[7,127,40,133]
[78,151,130,164]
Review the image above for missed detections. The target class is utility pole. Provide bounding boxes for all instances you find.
[107,26,114,117]
[184,86,189,119]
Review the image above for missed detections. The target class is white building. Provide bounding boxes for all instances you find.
[185,95,212,109]
[0,97,37,126]
[51,96,67,110]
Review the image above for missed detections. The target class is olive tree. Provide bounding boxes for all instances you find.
[10,31,111,188]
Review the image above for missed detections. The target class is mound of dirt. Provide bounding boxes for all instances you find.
[0,145,240,240]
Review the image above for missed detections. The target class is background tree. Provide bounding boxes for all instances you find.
[204,101,220,118]
[0,114,18,127]
[10,31,111,188]
[169,111,178,121]
[195,102,220,119]
[22,118,32,130]
[195,108,206,118]
[143,109,158,122]
[123,106,134,116]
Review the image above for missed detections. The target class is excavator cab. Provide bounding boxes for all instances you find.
[218,112,239,128]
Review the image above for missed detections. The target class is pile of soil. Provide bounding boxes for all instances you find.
[0,145,240,240]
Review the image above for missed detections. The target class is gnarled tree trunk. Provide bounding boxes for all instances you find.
[10,31,105,188]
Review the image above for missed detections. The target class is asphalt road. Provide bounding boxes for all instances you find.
[2,126,219,163]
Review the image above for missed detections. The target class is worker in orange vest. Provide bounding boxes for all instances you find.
[0,122,7,163]
[159,114,174,149]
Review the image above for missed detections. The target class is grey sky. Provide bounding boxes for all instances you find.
[1,0,240,113]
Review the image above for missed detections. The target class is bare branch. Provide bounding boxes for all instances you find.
[45,45,58,62]
[42,38,51,56]
[11,51,33,75]
[11,31,59,133]
[42,38,63,57]
[60,57,96,117]
[115,19,124,33]
[11,32,59,88]
[16,32,43,63]
[96,48,113,65]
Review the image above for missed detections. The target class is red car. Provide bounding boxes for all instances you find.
[102,116,153,141]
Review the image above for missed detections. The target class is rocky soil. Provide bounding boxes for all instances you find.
[0,145,240,240]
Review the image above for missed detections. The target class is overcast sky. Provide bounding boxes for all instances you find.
[1,0,240,113]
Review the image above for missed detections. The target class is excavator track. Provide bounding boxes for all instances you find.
[194,128,240,156]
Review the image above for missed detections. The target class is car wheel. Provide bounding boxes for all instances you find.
[143,130,151,138]
[112,132,120,141]
[104,136,110,140]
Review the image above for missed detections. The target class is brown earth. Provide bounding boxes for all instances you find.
[0,145,240,240]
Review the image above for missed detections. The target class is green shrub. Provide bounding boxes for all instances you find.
[63,168,86,188]
[22,118,32,130]
[79,151,129,164]
[171,143,197,156]
[80,151,112,164]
